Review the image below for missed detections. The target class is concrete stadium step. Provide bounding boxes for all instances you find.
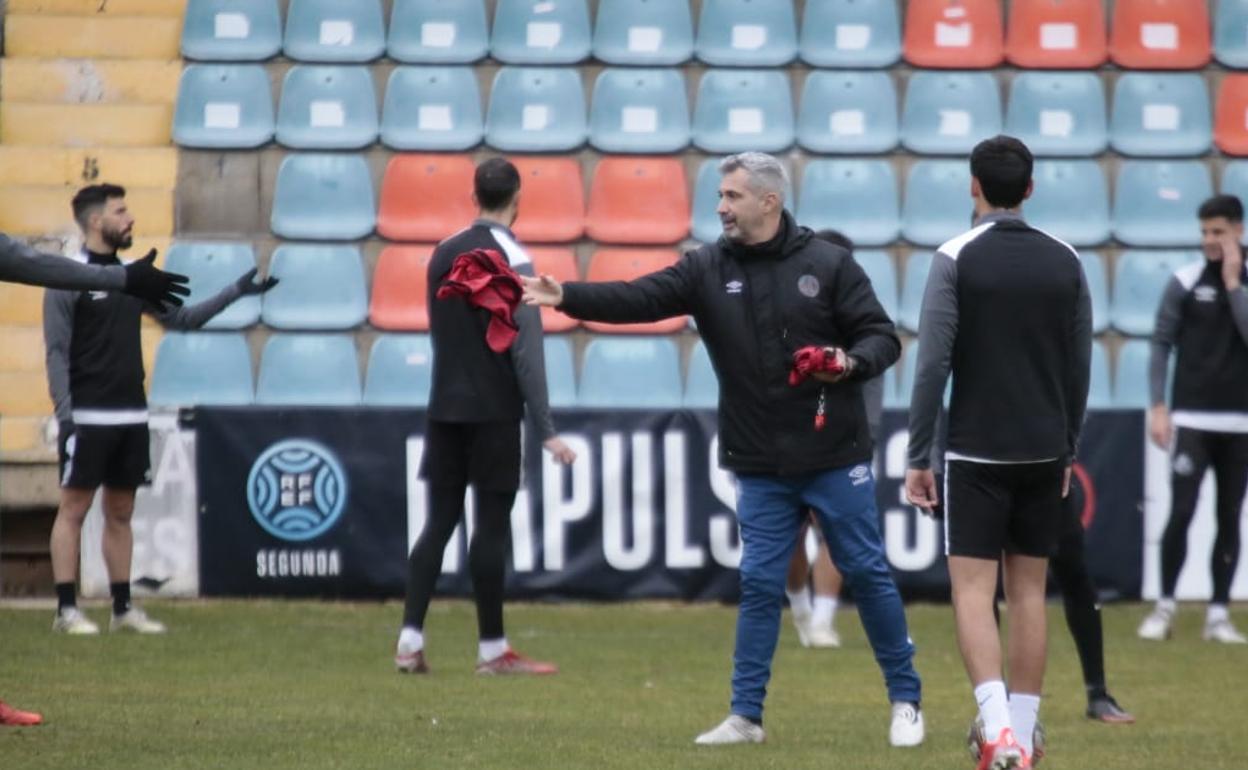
[0,103,172,146]
[0,284,43,326]
[5,15,180,59]
[0,416,50,456]
[0,185,172,236]
[0,463,60,506]
[0,147,177,189]
[0,371,53,416]
[7,0,185,16]
[0,326,46,373]
[2,59,181,104]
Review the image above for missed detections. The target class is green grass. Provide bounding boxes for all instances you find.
[0,600,1243,769]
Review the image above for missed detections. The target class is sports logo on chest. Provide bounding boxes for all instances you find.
[797,274,820,298]
[89,291,109,301]
[1193,285,1218,303]
[725,280,744,295]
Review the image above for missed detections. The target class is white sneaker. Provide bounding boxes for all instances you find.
[791,609,813,647]
[1203,618,1248,644]
[52,607,99,635]
[694,714,765,745]
[1137,608,1173,641]
[805,623,841,648]
[889,702,924,747]
[110,607,166,634]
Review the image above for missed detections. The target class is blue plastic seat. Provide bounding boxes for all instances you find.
[172,64,274,149]
[691,157,794,243]
[283,0,385,62]
[543,336,577,408]
[1079,251,1111,335]
[1215,0,1248,68]
[901,161,972,247]
[1005,73,1107,157]
[799,0,902,68]
[895,341,951,410]
[589,68,689,154]
[684,339,718,408]
[1112,340,1152,408]
[797,160,899,247]
[491,0,591,64]
[181,0,282,61]
[692,69,794,153]
[797,70,898,154]
[387,0,489,63]
[1112,162,1211,248]
[1088,341,1112,409]
[695,0,798,66]
[1222,159,1248,201]
[1110,73,1212,157]
[855,250,899,323]
[579,336,682,408]
[276,65,378,149]
[592,0,693,65]
[270,153,376,241]
[1112,250,1203,336]
[162,242,260,329]
[149,332,254,406]
[485,66,586,151]
[1024,161,1109,247]
[897,251,933,333]
[262,245,368,330]
[901,71,1002,155]
[381,66,482,151]
[256,333,361,406]
[362,334,432,406]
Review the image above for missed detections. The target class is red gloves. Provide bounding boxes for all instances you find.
[788,346,845,386]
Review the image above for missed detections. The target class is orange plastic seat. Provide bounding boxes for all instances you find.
[369,244,433,331]
[1110,0,1210,69]
[583,249,686,333]
[377,153,476,243]
[509,157,585,243]
[903,0,1003,68]
[585,157,689,244]
[1216,74,1248,156]
[529,247,580,332]
[1006,0,1107,68]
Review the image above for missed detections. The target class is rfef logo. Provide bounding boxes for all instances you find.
[246,439,348,542]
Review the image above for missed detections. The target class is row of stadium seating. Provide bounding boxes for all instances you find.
[174,65,1248,158]
[182,0,1248,70]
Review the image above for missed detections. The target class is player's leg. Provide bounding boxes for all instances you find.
[784,518,813,646]
[50,425,103,634]
[101,424,162,633]
[1204,432,1248,643]
[808,529,843,648]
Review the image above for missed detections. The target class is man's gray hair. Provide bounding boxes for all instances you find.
[719,152,787,204]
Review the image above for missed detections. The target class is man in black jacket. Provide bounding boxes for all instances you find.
[523,152,922,748]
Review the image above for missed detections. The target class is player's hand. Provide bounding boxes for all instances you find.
[810,347,854,384]
[543,436,576,465]
[521,274,564,307]
[122,249,190,310]
[905,468,939,516]
[234,267,279,295]
[1149,403,1172,449]
[1062,465,1072,498]
[1220,234,1244,290]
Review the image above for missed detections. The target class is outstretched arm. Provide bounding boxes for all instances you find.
[149,268,277,329]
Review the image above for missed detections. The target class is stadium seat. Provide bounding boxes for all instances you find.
[799,0,902,68]
[684,340,718,408]
[381,66,483,151]
[579,336,682,408]
[695,0,798,67]
[692,69,794,153]
[491,0,590,64]
[589,68,690,154]
[376,153,475,243]
[530,248,580,332]
[1087,340,1112,409]
[1079,251,1111,334]
[1215,74,1248,156]
[484,66,586,152]
[387,0,489,64]
[1024,161,1110,247]
[900,70,1002,155]
[369,245,432,331]
[1110,73,1211,157]
[283,0,386,63]
[256,333,361,406]
[270,153,376,241]
[903,0,1004,69]
[796,70,899,154]
[1112,250,1202,336]
[181,0,282,61]
[510,157,584,243]
[690,157,794,243]
[592,0,694,66]
[1215,0,1248,68]
[901,161,972,247]
[585,157,689,245]
[1112,339,1153,408]
[262,244,368,330]
[172,64,274,149]
[897,251,933,333]
[796,160,899,247]
[276,65,379,149]
[1109,0,1211,69]
[148,332,253,406]
[583,249,685,333]
[1221,159,1248,201]
[1004,72,1108,157]
[1112,162,1211,247]
[543,335,578,407]
[855,250,899,323]
[163,242,260,329]
[1005,0,1108,69]
[362,333,433,406]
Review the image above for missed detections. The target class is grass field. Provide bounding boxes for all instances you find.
[0,599,1243,769]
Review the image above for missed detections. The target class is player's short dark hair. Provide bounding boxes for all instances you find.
[1198,194,1244,223]
[72,183,127,229]
[969,135,1033,209]
[813,229,854,254]
[474,158,521,212]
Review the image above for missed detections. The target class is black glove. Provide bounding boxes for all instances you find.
[122,249,190,310]
[233,267,279,295]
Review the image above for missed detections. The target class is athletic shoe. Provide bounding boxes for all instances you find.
[1137,608,1173,641]
[1203,618,1248,644]
[888,701,924,747]
[1086,695,1135,724]
[0,700,42,727]
[395,646,429,674]
[969,717,1045,766]
[694,714,765,745]
[1032,721,1046,766]
[790,608,813,647]
[474,649,557,676]
[51,607,99,635]
[805,623,841,648]
[976,727,1030,770]
[109,607,166,634]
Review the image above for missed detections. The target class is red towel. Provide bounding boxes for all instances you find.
[436,248,523,353]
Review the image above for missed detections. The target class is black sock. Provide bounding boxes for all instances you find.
[55,582,76,612]
[111,582,131,616]
[744,716,762,727]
